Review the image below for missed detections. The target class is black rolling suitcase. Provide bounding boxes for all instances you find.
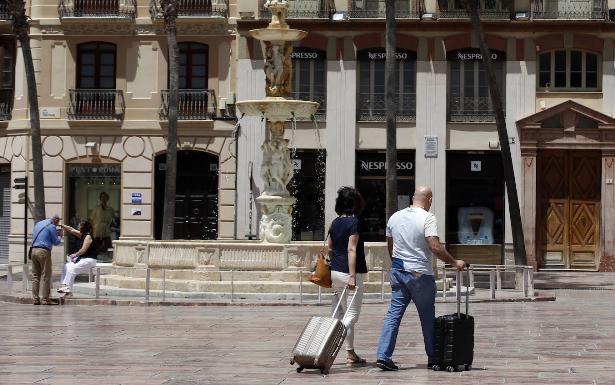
[432,266,474,372]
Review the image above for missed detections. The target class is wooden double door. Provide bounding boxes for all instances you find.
[537,151,601,270]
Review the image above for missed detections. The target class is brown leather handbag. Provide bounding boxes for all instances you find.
[309,232,332,288]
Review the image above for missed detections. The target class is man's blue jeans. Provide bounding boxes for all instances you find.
[376,269,436,364]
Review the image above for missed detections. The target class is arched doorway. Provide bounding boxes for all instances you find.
[154,150,219,240]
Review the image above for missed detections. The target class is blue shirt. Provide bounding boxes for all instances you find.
[329,216,368,275]
[31,219,61,250]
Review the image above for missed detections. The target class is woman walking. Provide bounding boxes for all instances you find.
[58,220,98,294]
[328,186,368,366]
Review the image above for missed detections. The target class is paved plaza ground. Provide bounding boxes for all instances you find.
[0,289,614,385]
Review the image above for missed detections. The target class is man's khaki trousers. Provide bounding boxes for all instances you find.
[31,248,52,301]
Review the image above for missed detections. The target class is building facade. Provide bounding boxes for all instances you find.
[234,0,615,271]
[0,0,238,266]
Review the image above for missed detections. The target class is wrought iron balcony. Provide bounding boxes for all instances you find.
[0,88,12,120]
[160,89,217,120]
[448,96,504,123]
[438,0,511,19]
[531,0,605,19]
[150,0,228,19]
[259,0,333,19]
[68,89,125,120]
[58,0,136,19]
[290,91,326,120]
[0,1,10,20]
[357,92,416,122]
[349,0,421,19]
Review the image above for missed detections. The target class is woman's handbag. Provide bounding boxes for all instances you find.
[309,232,332,288]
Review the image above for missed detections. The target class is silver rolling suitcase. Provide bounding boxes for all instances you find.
[290,288,358,375]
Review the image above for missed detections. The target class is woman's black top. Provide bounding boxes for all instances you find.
[79,234,97,260]
[328,216,368,274]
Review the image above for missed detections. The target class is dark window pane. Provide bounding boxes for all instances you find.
[554,51,566,71]
[570,72,582,88]
[586,53,597,72]
[570,51,582,71]
[554,71,566,88]
[586,71,597,88]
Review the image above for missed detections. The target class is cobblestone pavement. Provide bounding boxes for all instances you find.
[0,290,614,385]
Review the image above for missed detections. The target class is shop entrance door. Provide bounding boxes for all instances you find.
[154,151,219,240]
[0,166,10,264]
[537,150,601,270]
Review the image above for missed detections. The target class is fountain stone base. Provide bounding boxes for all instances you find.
[257,195,296,243]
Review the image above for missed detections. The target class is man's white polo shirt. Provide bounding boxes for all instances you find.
[385,206,439,276]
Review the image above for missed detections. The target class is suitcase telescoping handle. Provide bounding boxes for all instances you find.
[332,287,359,319]
[456,264,471,317]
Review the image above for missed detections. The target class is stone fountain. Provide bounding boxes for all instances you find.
[236,0,319,244]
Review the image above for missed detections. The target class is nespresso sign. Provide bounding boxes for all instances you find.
[290,48,325,60]
[448,49,506,62]
[358,48,416,61]
[356,152,415,177]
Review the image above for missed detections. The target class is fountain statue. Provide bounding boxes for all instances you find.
[236,0,319,243]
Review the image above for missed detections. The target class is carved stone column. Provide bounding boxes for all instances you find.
[521,150,537,269]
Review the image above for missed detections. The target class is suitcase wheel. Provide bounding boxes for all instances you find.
[432,364,441,371]
[446,366,456,372]
[465,364,472,371]
[296,367,304,373]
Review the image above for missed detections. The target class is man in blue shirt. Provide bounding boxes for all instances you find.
[30,214,62,305]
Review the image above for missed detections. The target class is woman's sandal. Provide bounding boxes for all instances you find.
[346,350,367,366]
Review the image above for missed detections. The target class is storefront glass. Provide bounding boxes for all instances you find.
[355,151,415,241]
[289,150,326,241]
[67,164,121,262]
[446,152,504,264]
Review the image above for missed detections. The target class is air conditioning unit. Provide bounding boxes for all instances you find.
[515,11,529,20]
[421,12,436,20]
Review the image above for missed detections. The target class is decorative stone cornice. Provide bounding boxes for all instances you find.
[39,21,236,36]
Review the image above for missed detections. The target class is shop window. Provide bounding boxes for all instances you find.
[357,48,416,122]
[355,151,415,242]
[445,152,504,264]
[288,150,326,241]
[178,42,208,89]
[538,50,600,91]
[448,49,505,122]
[67,164,121,263]
[77,42,116,89]
[0,40,14,120]
[291,48,326,120]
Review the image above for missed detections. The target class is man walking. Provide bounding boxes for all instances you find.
[376,186,465,371]
[30,214,62,305]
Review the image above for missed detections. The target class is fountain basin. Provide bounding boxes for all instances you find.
[236,98,319,121]
[250,28,307,42]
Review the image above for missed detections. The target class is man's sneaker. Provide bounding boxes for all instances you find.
[376,359,399,371]
[427,362,436,369]
[41,298,59,305]
[57,286,71,294]
[32,298,41,305]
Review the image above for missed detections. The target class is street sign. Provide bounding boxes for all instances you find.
[13,177,27,190]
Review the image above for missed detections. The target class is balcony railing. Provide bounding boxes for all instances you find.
[68,89,125,120]
[160,89,217,120]
[291,91,326,120]
[357,92,416,122]
[532,0,605,19]
[349,0,421,18]
[58,0,136,19]
[0,88,12,120]
[0,1,10,20]
[150,0,228,18]
[448,96,504,123]
[438,0,510,19]
[259,0,333,19]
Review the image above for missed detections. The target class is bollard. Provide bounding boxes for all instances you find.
[318,285,322,305]
[496,265,502,291]
[95,267,100,299]
[7,265,13,295]
[522,267,529,298]
[162,269,166,302]
[528,268,535,297]
[145,268,150,302]
[442,266,447,302]
[380,269,385,303]
[230,270,234,303]
[469,268,474,288]
[489,270,496,299]
[299,270,303,305]
[22,264,30,292]
[88,268,93,283]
